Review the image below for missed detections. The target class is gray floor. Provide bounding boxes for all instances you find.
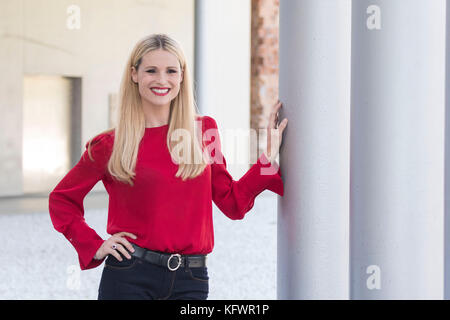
[0,190,279,300]
[0,190,109,215]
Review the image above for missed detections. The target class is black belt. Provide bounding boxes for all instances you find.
[130,243,207,271]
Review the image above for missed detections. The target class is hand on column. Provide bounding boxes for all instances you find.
[263,100,288,164]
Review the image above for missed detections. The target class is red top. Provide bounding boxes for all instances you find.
[48,115,284,270]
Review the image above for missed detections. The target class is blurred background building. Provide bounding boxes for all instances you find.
[0,0,279,198]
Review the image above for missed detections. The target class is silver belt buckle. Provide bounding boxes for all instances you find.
[167,253,182,271]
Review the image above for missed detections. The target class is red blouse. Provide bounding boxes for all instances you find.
[48,115,284,270]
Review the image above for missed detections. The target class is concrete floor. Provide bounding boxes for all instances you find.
[0,189,279,299]
[0,191,109,215]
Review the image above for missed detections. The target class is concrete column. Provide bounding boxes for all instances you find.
[351,0,446,299]
[194,0,207,115]
[0,0,24,197]
[278,0,351,299]
[446,0,450,301]
[194,0,251,177]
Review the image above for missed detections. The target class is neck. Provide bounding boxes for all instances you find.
[141,99,171,128]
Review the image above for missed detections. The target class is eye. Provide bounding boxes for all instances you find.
[146,69,178,74]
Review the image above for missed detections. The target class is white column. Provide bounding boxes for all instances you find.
[278,0,351,299]
[194,0,208,115]
[351,0,446,299]
[446,0,450,301]
[0,0,24,196]
[194,0,251,177]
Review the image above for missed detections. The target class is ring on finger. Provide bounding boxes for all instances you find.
[111,244,117,250]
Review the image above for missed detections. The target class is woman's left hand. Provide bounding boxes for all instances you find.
[263,100,288,163]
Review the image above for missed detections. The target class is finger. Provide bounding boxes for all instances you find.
[277,119,288,133]
[123,232,138,240]
[109,247,123,261]
[114,231,137,240]
[115,237,135,254]
[272,104,282,117]
[269,112,279,129]
[279,118,288,129]
[115,243,132,260]
[273,101,282,112]
[272,104,282,125]
[278,119,288,143]
[270,101,281,114]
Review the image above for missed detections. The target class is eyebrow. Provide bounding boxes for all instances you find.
[144,66,179,69]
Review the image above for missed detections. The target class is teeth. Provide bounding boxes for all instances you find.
[151,88,169,93]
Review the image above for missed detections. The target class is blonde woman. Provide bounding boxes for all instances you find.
[48,33,288,300]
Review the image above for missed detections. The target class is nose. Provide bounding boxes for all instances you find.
[156,72,168,85]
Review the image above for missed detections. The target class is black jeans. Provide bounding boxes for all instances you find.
[98,254,209,300]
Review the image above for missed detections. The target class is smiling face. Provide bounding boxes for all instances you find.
[131,49,184,108]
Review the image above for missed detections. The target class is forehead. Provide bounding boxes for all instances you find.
[140,49,180,68]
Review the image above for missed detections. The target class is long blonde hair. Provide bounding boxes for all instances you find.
[87,33,208,186]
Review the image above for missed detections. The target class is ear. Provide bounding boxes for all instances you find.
[131,66,138,83]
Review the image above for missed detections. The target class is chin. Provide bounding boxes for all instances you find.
[143,96,173,106]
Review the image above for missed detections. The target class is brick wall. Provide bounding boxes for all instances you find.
[250,0,279,161]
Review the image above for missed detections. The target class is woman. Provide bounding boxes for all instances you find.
[48,33,288,300]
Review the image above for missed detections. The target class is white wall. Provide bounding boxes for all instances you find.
[0,0,195,196]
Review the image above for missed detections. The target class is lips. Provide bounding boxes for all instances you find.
[150,87,171,96]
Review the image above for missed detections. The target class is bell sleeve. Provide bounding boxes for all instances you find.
[203,116,284,220]
[48,133,112,270]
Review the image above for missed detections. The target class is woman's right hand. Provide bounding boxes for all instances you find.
[94,232,137,261]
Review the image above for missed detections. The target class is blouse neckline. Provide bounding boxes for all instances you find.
[145,124,169,131]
